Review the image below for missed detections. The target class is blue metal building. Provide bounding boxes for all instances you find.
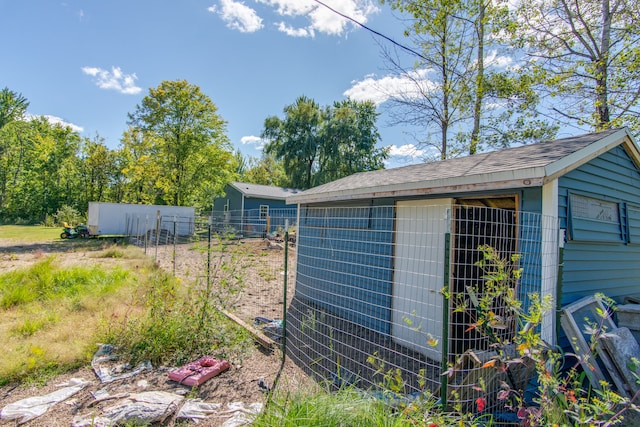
[287,128,640,353]
[212,182,299,236]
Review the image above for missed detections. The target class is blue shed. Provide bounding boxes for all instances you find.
[212,182,299,236]
[286,128,640,361]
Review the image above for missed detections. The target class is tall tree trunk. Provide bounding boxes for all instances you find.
[470,1,485,155]
[441,27,449,160]
[595,0,611,130]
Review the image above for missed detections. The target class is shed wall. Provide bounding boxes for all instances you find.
[296,203,395,335]
[558,145,640,305]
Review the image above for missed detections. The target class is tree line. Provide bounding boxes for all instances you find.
[0,83,386,223]
[2,0,638,222]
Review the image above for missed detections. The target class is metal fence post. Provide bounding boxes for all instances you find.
[155,210,160,260]
[207,221,212,289]
[440,232,451,407]
[283,219,289,352]
[173,215,177,276]
[144,215,149,254]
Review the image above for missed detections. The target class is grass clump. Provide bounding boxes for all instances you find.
[253,386,487,427]
[100,269,253,367]
[0,257,129,308]
[0,257,146,385]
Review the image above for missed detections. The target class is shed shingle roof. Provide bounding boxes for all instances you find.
[288,128,638,204]
[230,182,301,200]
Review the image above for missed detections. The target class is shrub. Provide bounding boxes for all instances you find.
[54,205,85,226]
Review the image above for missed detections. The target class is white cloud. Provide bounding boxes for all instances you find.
[81,66,142,95]
[388,143,425,158]
[209,0,263,33]
[241,135,266,150]
[344,69,438,105]
[485,50,513,68]
[277,22,314,38]
[252,0,378,37]
[28,114,84,133]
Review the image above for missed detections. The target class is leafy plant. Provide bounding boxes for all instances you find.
[101,253,253,366]
[448,245,640,426]
[54,205,85,227]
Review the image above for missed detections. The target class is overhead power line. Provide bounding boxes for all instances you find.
[311,0,429,62]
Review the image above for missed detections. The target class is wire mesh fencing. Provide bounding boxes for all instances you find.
[127,209,298,338]
[287,203,559,419]
[125,203,560,420]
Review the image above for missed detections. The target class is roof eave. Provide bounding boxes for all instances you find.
[288,167,547,205]
[544,128,636,180]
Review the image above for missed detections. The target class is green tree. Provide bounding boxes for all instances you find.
[382,0,556,159]
[507,0,640,132]
[318,99,388,184]
[382,0,471,159]
[262,96,387,189]
[78,135,114,205]
[117,128,162,204]
[0,87,29,130]
[127,80,236,208]
[240,153,289,187]
[0,88,30,214]
[262,96,322,190]
[1,117,82,221]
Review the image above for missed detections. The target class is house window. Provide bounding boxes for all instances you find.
[568,193,623,242]
[260,205,269,219]
[570,194,618,223]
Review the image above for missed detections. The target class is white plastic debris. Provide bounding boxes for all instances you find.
[220,402,263,427]
[177,399,222,421]
[0,378,90,423]
[101,390,184,424]
[91,344,151,383]
[71,415,114,427]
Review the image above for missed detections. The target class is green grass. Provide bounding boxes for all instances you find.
[253,387,495,427]
[0,238,254,385]
[0,225,62,242]
[0,257,130,308]
[0,257,147,385]
[100,271,253,366]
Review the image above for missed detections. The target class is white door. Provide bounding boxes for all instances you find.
[392,199,452,360]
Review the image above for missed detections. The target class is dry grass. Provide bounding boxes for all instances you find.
[0,245,155,385]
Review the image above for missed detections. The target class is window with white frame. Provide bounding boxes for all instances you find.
[260,205,269,219]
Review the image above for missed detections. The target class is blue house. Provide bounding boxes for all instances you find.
[286,128,640,369]
[212,182,299,236]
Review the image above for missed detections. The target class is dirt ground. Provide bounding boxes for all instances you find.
[0,236,312,426]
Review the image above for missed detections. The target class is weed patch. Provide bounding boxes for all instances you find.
[100,269,253,367]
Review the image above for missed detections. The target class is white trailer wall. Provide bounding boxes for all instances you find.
[87,202,195,236]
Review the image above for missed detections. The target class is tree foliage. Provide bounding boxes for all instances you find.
[507,0,640,133]
[0,87,29,130]
[382,0,557,159]
[0,83,237,223]
[262,96,388,190]
[127,80,237,207]
[239,152,289,187]
[0,116,83,221]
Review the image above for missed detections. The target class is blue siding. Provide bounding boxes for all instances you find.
[559,146,640,305]
[243,198,288,211]
[213,185,298,233]
[296,205,395,335]
[213,185,243,211]
[521,187,543,214]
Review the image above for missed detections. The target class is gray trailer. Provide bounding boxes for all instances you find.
[87,202,196,237]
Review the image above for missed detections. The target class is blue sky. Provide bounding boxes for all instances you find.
[1,0,429,166]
